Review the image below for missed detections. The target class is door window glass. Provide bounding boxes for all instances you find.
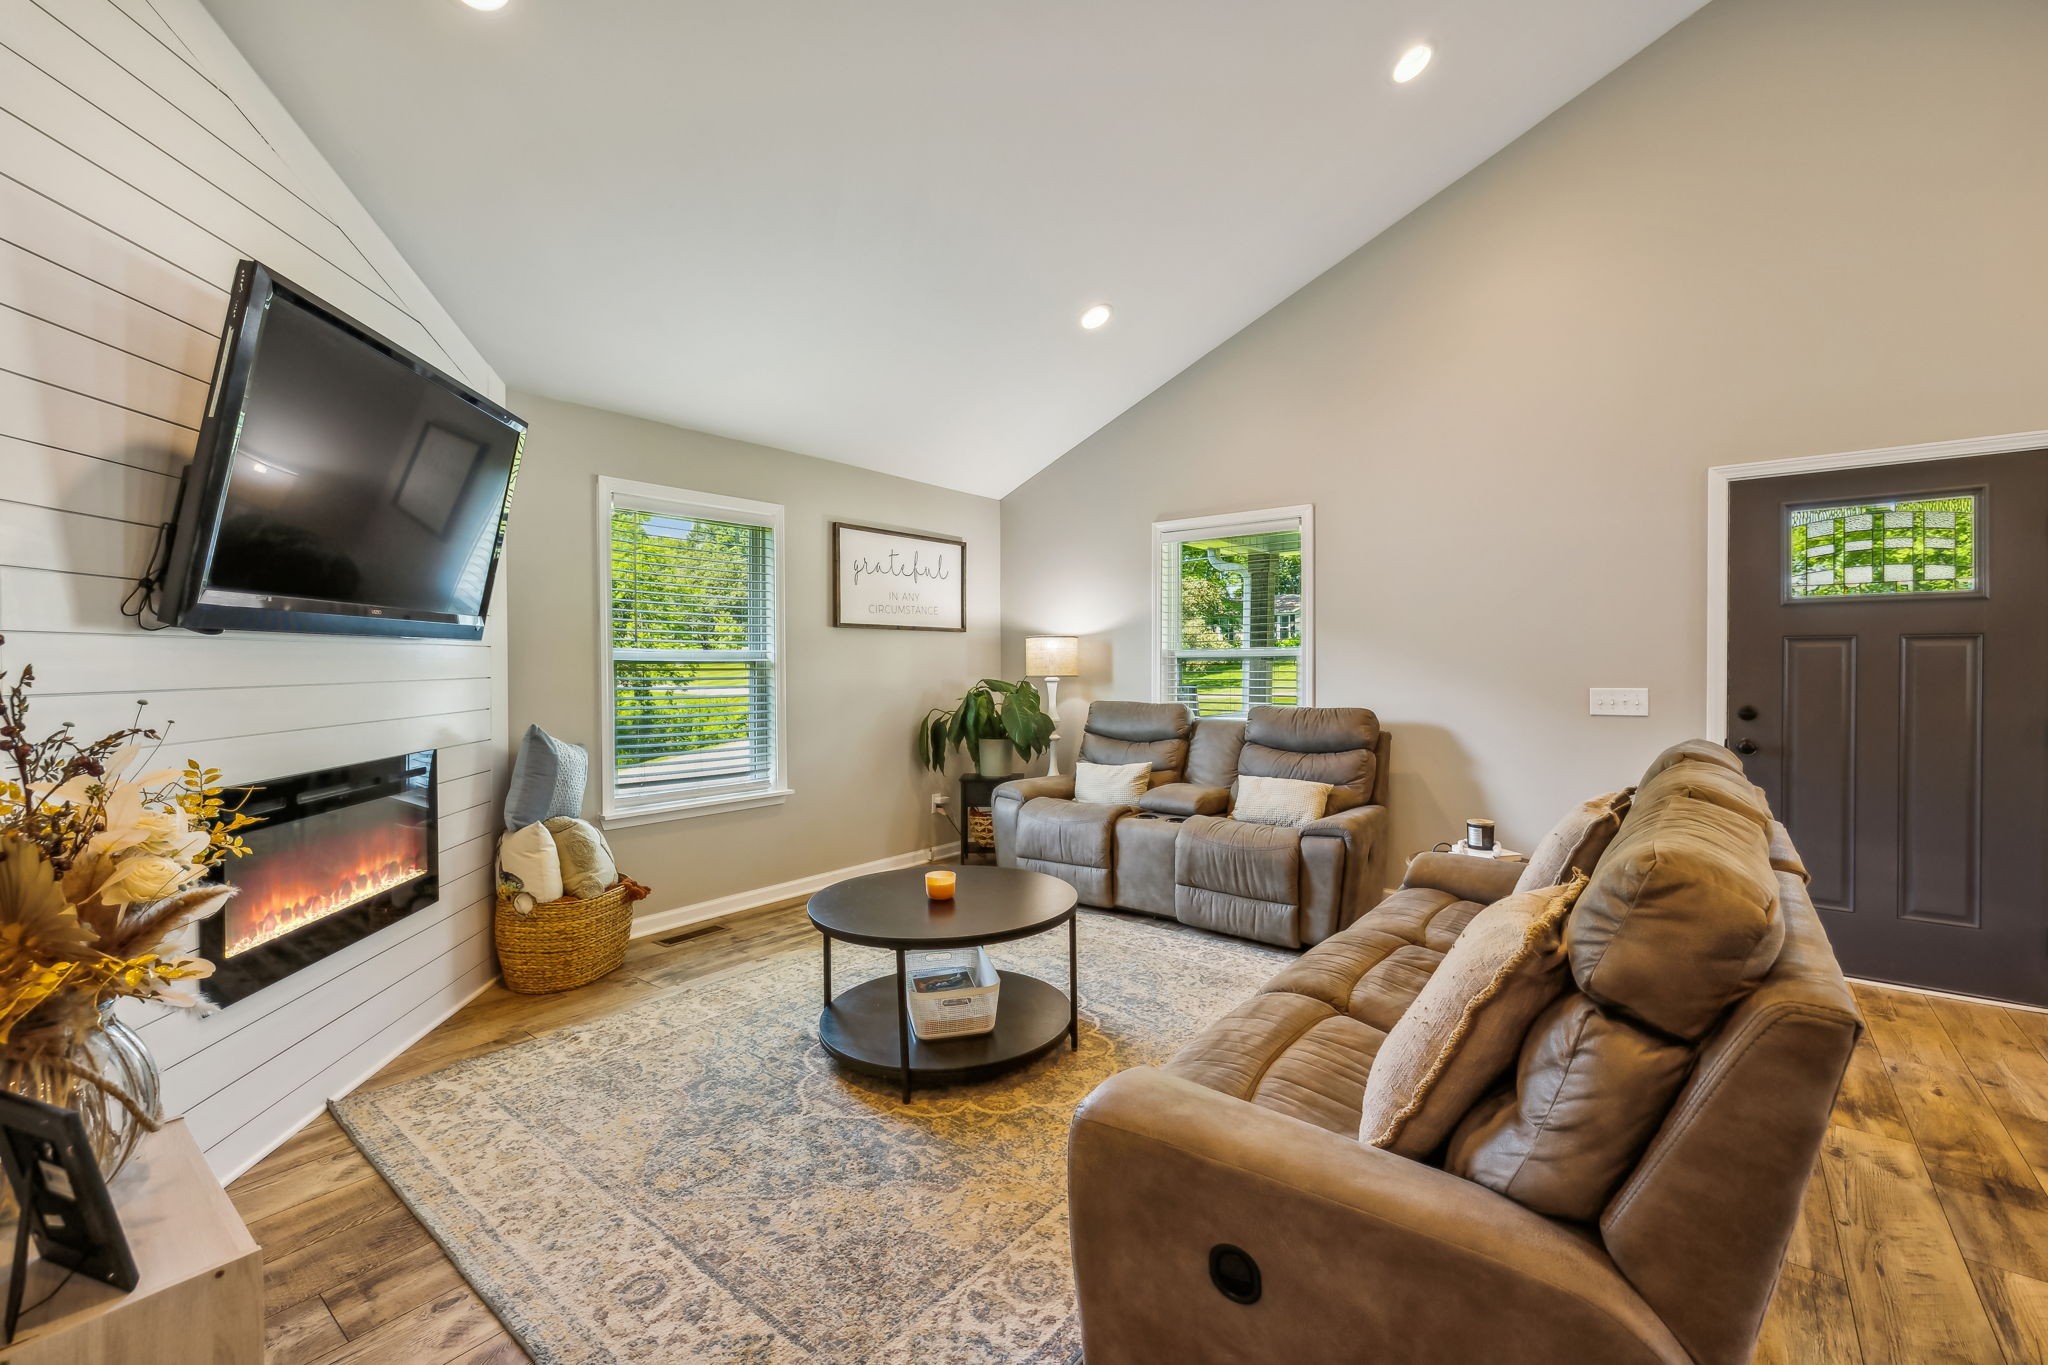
[1788,493,1977,598]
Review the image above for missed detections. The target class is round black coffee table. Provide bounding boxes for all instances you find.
[809,865,1078,1101]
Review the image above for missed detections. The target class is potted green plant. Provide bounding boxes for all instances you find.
[916,679,1054,777]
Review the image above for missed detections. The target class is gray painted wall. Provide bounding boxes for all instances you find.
[504,392,1003,916]
[998,0,2048,866]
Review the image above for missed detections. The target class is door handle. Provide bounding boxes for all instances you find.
[1729,738,1759,755]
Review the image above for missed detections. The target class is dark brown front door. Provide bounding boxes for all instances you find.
[1727,450,2048,1006]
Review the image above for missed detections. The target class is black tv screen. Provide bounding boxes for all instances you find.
[161,261,524,640]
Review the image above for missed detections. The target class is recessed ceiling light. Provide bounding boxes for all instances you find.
[461,0,509,10]
[1079,304,1112,331]
[1392,44,1433,83]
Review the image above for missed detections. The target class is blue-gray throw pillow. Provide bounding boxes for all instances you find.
[504,724,589,830]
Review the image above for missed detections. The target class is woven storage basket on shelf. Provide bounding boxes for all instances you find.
[495,881,633,994]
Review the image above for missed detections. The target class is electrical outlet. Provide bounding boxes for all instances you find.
[929,793,948,812]
[1590,687,1650,717]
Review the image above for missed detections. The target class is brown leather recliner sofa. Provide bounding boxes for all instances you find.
[992,701,1390,947]
[1068,740,1861,1365]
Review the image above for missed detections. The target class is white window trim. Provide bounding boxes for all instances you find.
[596,475,790,826]
[1151,504,1315,713]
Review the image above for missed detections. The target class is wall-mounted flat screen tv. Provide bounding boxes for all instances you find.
[160,260,524,640]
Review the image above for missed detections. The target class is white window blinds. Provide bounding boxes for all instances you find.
[1155,507,1312,717]
[599,480,786,821]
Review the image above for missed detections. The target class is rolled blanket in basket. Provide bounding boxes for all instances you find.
[497,821,562,912]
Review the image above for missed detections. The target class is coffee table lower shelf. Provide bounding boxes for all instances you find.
[817,970,1074,1100]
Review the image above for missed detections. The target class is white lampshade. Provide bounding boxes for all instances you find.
[1025,635,1080,678]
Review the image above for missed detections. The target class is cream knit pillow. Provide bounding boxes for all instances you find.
[1231,775,1333,828]
[1358,872,1588,1157]
[1073,761,1149,804]
[545,816,618,900]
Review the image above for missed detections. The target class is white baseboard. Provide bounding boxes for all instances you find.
[216,972,501,1185]
[630,843,962,940]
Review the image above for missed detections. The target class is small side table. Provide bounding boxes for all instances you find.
[959,773,1004,865]
[1445,839,1525,863]
[0,1118,262,1364]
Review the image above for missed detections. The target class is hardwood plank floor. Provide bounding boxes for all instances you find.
[228,908,2048,1363]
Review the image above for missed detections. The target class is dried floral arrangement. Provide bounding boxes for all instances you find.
[0,634,259,1118]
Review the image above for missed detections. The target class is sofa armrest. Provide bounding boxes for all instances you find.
[1138,782,1229,817]
[992,774,1074,804]
[1298,802,1389,938]
[1069,1068,1689,1365]
[1401,850,1522,905]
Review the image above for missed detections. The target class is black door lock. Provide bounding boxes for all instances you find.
[1736,705,1759,721]
[1209,1244,1262,1304]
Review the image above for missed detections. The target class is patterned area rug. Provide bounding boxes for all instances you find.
[332,910,1287,1364]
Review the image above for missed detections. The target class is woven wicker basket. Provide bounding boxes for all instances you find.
[495,882,634,994]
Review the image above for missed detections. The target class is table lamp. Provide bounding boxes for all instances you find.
[1024,636,1081,777]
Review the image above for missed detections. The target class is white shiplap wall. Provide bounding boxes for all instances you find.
[0,0,509,1179]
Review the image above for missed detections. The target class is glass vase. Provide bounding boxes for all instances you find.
[0,1003,163,1182]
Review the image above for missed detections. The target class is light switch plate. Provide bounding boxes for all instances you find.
[1590,687,1650,717]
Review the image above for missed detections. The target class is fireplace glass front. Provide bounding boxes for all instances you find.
[200,751,438,1005]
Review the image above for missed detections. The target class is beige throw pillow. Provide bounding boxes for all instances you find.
[1514,790,1632,893]
[545,816,618,900]
[1359,872,1588,1157]
[1073,760,1149,804]
[1231,774,1332,828]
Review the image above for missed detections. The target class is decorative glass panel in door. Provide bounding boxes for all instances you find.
[1787,492,1978,599]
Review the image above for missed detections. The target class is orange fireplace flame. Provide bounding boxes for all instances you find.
[225,820,430,958]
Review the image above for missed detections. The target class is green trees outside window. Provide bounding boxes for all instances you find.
[1162,528,1303,716]
[609,508,776,799]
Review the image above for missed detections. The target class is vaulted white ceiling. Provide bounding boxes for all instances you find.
[203,0,1706,497]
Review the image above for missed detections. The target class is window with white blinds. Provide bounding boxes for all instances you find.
[1154,506,1313,717]
[597,479,788,823]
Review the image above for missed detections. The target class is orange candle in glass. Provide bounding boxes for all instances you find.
[924,870,956,900]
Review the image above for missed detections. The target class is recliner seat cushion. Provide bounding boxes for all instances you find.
[1358,873,1588,1158]
[1013,797,1128,868]
[1261,887,1482,1030]
[1175,814,1303,947]
[1446,991,1695,1222]
[1164,991,1387,1136]
[1238,706,1379,813]
[1570,794,1784,1042]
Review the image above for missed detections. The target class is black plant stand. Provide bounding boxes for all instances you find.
[959,773,1004,865]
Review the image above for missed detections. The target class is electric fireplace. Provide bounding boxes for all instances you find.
[200,751,438,1006]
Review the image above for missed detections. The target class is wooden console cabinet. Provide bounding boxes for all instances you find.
[0,1118,262,1365]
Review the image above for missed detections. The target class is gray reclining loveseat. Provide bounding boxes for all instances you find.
[993,701,1390,947]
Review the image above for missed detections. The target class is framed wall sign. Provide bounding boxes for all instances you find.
[832,522,966,631]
